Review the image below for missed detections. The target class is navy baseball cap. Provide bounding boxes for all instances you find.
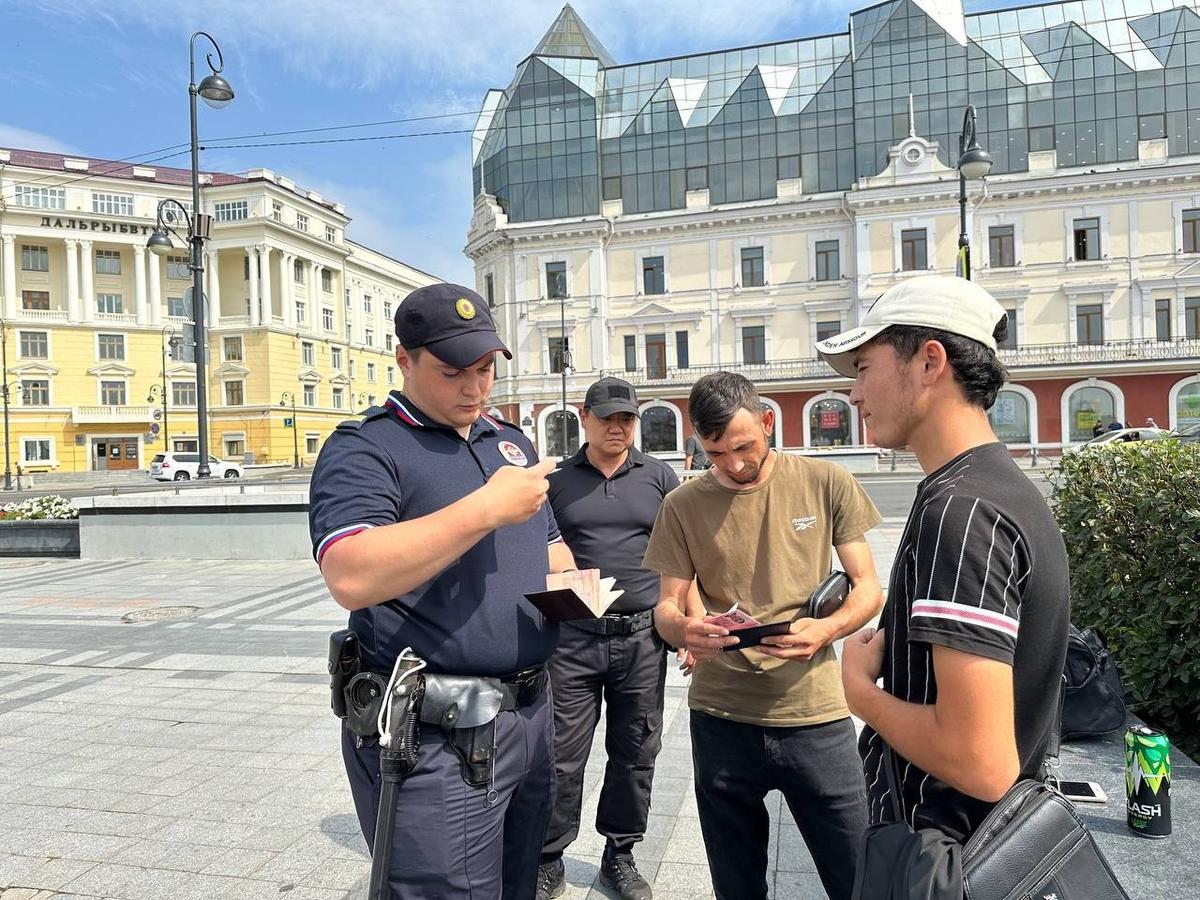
[394,283,511,369]
[584,377,640,418]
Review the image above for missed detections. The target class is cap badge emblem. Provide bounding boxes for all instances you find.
[455,298,477,320]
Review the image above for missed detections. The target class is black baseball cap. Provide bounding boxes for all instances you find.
[584,377,640,418]
[394,283,511,369]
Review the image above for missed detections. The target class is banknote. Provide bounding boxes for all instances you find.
[705,602,763,631]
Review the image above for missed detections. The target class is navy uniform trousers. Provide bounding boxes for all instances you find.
[343,684,554,899]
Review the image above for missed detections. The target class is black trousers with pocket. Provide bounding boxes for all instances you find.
[540,619,668,862]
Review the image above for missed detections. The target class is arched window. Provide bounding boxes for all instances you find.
[989,390,1031,444]
[545,409,580,458]
[1175,383,1200,429]
[1067,386,1116,442]
[808,398,852,447]
[640,405,679,453]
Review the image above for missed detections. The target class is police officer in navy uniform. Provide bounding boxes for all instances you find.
[310,282,576,899]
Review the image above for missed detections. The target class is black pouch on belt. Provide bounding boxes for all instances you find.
[328,629,361,719]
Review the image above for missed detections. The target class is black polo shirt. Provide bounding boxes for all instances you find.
[549,445,679,613]
[308,391,562,676]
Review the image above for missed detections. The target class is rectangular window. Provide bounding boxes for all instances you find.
[213,200,248,222]
[642,256,666,294]
[294,260,306,283]
[623,335,636,372]
[365,328,374,347]
[15,185,65,209]
[777,155,800,180]
[988,226,1015,267]
[20,331,49,358]
[645,333,667,379]
[602,176,622,200]
[325,225,337,243]
[1073,217,1101,261]
[296,213,309,232]
[331,347,343,370]
[94,249,121,275]
[306,435,320,454]
[322,307,334,330]
[1186,297,1200,340]
[814,240,840,282]
[167,256,190,279]
[545,261,567,299]
[999,309,1019,349]
[272,201,283,222]
[367,363,377,382]
[686,167,707,191]
[23,439,52,463]
[22,291,49,311]
[225,438,245,458]
[387,366,395,385]
[167,296,191,319]
[303,384,316,406]
[1156,298,1173,341]
[223,336,243,361]
[676,330,689,369]
[301,341,315,366]
[383,300,393,319]
[740,247,765,288]
[548,336,570,374]
[385,333,394,351]
[172,382,196,406]
[332,387,345,409]
[224,381,244,406]
[485,274,495,308]
[901,229,928,271]
[1076,303,1104,345]
[92,192,134,216]
[100,380,126,405]
[816,319,841,343]
[21,245,49,272]
[742,325,767,365]
[323,270,334,293]
[295,300,307,324]
[1184,210,1200,254]
[23,380,49,406]
[363,295,372,314]
[98,333,125,360]
[96,293,123,314]
[348,359,357,379]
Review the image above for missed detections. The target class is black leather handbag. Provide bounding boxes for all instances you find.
[1061,625,1127,741]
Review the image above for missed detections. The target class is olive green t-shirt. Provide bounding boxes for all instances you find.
[642,452,881,727]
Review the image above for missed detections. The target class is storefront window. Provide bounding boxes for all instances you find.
[1176,383,1200,428]
[1068,386,1116,442]
[809,399,851,447]
[988,390,1031,444]
[546,410,580,458]
[640,406,678,452]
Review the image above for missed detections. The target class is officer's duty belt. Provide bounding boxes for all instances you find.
[568,608,655,636]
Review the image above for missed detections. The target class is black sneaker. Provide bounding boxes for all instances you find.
[598,851,652,900]
[536,859,566,900]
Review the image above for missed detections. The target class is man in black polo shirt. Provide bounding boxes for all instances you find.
[816,275,1069,842]
[536,377,681,900]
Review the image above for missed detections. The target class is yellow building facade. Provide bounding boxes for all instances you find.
[0,147,435,474]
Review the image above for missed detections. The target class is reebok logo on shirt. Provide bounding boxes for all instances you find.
[792,515,817,531]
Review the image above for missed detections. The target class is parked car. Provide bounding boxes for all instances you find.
[1169,422,1200,445]
[148,452,243,481]
[1063,427,1170,455]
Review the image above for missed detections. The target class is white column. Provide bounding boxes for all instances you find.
[1,234,15,320]
[206,249,221,316]
[147,250,162,325]
[134,245,148,325]
[246,247,260,325]
[257,245,273,326]
[79,240,95,323]
[280,252,294,328]
[64,238,80,322]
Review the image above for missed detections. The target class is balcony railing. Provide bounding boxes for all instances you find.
[96,312,138,325]
[597,336,1200,387]
[16,308,69,321]
[71,405,155,424]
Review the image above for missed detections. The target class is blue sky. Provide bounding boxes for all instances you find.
[2,0,1015,284]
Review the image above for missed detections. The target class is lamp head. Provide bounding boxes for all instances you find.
[197,73,235,109]
[958,144,993,180]
[147,228,175,257]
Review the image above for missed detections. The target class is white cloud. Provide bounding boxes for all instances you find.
[0,124,80,155]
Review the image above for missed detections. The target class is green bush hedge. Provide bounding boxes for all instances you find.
[1053,439,1200,760]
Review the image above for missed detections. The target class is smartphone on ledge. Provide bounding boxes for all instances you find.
[1055,780,1108,804]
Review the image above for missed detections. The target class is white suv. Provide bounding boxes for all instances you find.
[148,452,243,481]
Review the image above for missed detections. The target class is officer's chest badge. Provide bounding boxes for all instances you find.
[455,298,476,320]
[498,440,529,466]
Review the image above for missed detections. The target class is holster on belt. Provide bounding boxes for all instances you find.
[420,675,505,787]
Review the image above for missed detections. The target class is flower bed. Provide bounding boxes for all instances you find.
[0,496,80,557]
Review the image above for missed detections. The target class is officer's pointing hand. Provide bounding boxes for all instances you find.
[483,458,556,527]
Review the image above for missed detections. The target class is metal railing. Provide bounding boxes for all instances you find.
[604,357,839,385]
[71,404,155,424]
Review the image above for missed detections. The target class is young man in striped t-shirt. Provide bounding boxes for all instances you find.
[816,275,1069,841]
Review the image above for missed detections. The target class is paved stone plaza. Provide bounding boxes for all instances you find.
[0,521,1194,899]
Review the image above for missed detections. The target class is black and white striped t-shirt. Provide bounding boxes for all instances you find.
[860,442,1069,841]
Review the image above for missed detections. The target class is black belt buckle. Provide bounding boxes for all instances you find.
[502,666,545,706]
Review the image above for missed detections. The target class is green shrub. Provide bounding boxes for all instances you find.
[1053,439,1200,760]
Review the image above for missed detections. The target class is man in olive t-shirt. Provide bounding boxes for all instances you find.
[645,372,883,900]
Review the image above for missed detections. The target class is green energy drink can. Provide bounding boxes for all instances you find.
[1125,725,1171,838]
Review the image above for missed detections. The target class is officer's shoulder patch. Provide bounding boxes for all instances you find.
[335,406,389,432]
[489,414,522,433]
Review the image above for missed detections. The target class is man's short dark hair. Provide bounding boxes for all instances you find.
[689,371,762,440]
[870,318,1009,409]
